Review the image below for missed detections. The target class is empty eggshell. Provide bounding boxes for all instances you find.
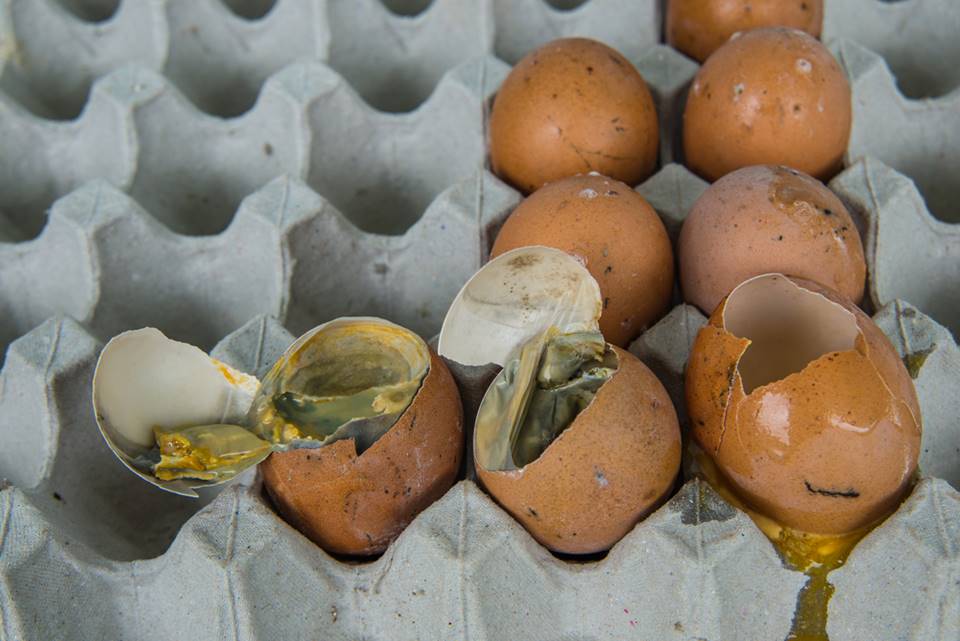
[489,38,659,193]
[679,165,866,314]
[666,0,823,63]
[686,274,921,536]
[491,173,674,347]
[682,27,851,182]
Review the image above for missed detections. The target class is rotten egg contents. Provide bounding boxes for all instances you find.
[679,164,866,314]
[683,27,851,182]
[439,246,680,555]
[93,319,463,555]
[685,274,921,537]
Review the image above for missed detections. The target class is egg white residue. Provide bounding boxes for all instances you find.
[579,188,599,199]
[796,58,812,73]
[733,83,745,101]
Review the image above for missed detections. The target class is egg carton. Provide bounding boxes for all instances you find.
[1,0,959,639]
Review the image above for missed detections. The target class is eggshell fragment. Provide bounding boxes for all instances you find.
[489,38,659,193]
[682,27,851,182]
[686,274,921,535]
[92,327,261,497]
[679,165,865,314]
[478,347,681,554]
[261,350,463,556]
[666,0,823,63]
[438,246,601,368]
[491,174,674,347]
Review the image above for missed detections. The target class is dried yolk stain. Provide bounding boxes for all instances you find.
[694,450,871,641]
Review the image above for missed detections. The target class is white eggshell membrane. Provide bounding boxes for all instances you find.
[93,328,259,452]
[438,246,602,367]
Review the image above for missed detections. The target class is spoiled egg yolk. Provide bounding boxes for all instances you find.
[692,446,880,641]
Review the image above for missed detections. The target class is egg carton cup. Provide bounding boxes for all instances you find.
[0,41,701,367]
[1,1,959,639]
[1,291,959,640]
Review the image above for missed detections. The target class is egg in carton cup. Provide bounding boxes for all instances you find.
[1,0,960,640]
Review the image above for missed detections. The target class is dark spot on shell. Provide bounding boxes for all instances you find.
[586,66,594,74]
[604,265,613,274]
[804,481,860,498]
[263,143,273,156]
[527,506,539,518]
[53,492,63,502]
[374,263,389,275]
[603,297,610,310]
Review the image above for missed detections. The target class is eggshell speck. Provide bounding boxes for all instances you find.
[261,350,463,556]
[667,0,823,63]
[478,347,681,554]
[686,275,920,536]
[682,27,851,182]
[679,164,865,314]
[489,38,659,193]
[491,174,674,347]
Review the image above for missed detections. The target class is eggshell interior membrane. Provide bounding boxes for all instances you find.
[261,350,463,556]
[477,346,681,555]
[92,328,261,496]
[491,174,674,348]
[489,37,659,193]
[682,27,851,182]
[93,328,259,452]
[666,0,823,63]
[679,165,866,314]
[438,246,602,367]
[686,274,921,536]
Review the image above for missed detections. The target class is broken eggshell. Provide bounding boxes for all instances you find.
[256,318,464,556]
[686,274,921,536]
[92,317,464,557]
[440,245,681,554]
[92,328,264,497]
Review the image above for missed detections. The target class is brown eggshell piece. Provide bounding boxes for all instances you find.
[489,38,659,193]
[261,350,464,556]
[478,347,681,554]
[686,275,921,535]
[491,174,674,347]
[666,0,823,63]
[679,165,866,314]
[682,27,851,182]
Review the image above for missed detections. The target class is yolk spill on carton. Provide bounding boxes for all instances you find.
[213,359,242,386]
[693,450,869,641]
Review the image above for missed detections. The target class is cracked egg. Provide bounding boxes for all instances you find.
[488,37,659,193]
[685,274,921,536]
[440,246,681,554]
[93,318,463,555]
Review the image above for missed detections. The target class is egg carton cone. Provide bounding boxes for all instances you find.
[2,296,959,640]
[0,1,959,639]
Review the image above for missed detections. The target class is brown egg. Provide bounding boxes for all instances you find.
[491,174,674,347]
[682,27,851,182]
[686,274,921,536]
[666,0,823,63]
[489,38,659,193]
[261,350,463,555]
[478,346,681,554]
[679,164,865,314]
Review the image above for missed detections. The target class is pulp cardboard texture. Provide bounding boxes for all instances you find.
[0,1,958,640]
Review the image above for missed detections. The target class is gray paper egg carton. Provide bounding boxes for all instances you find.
[0,1,958,639]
